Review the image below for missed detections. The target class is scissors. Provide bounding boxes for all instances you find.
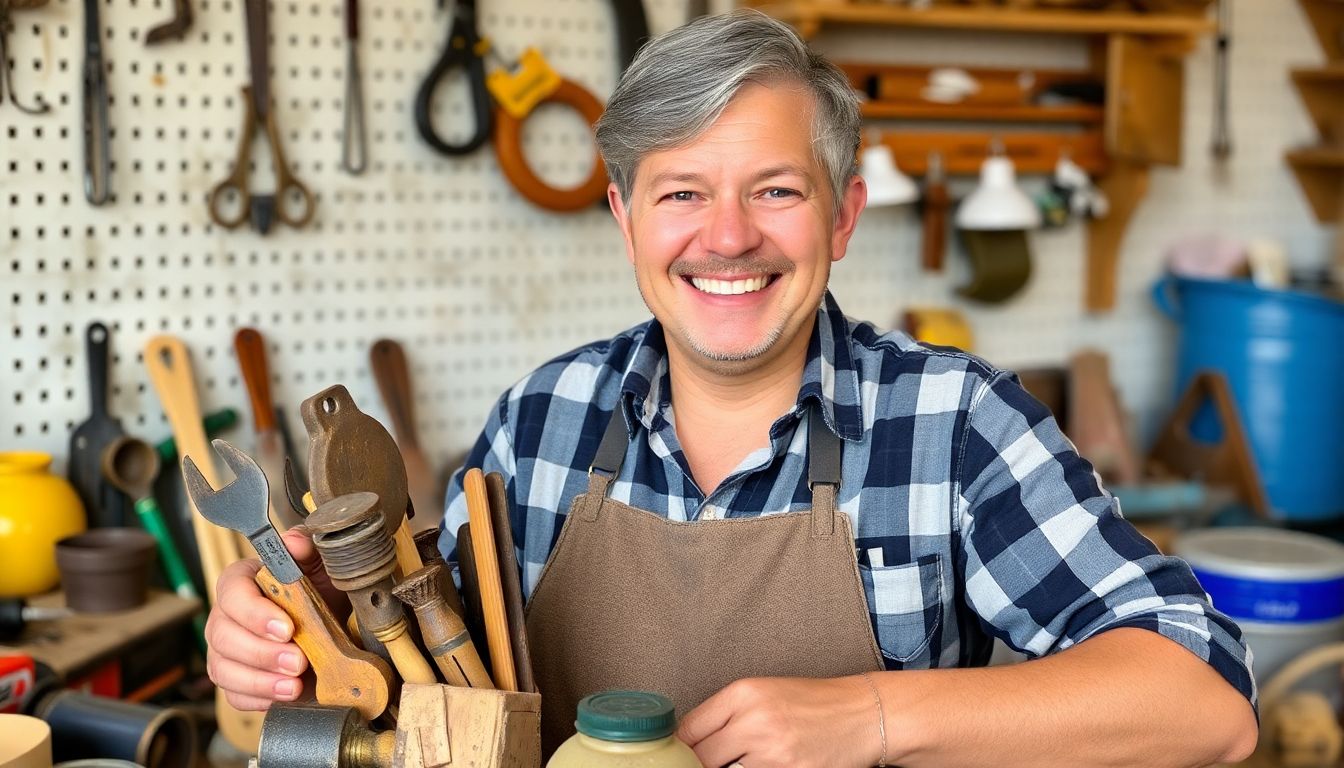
[208,0,314,234]
[414,0,493,156]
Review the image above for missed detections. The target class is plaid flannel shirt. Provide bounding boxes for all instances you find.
[439,291,1255,708]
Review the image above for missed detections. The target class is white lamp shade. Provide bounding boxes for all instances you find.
[860,145,920,207]
[955,156,1042,230]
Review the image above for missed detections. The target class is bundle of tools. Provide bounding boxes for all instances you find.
[181,385,539,768]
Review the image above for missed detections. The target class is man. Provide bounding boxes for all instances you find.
[207,11,1258,767]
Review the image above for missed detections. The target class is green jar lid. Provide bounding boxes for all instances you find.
[575,691,677,742]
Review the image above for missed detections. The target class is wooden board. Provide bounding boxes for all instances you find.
[0,589,200,680]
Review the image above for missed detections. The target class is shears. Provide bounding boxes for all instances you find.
[208,0,315,234]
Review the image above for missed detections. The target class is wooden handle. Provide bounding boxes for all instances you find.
[393,520,424,579]
[486,471,535,694]
[143,336,234,597]
[369,338,418,447]
[424,605,494,688]
[463,469,517,692]
[145,337,261,753]
[233,328,278,432]
[255,566,393,721]
[382,627,439,685]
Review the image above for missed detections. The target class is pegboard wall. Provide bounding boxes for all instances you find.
[2,0,1335,477]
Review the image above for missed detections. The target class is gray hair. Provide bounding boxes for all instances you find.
[594,10,861,211]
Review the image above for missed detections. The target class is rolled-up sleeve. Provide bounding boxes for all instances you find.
[956,371,1256,710]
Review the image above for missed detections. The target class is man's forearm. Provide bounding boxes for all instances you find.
[874,628,1258,768]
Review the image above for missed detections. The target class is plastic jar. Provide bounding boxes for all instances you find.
[546,691,701,768]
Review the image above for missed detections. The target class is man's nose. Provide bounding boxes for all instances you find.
[701,196,764,257]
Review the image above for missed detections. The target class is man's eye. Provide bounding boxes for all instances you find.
[666,191,695,202]
[766,188,800,199]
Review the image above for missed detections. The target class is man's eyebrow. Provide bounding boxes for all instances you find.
[753,164,813,183]
[646,170,710,188]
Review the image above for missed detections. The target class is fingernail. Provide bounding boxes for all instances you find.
[265,620,291,642]
[274,679,297,698]
[278,652,302,676]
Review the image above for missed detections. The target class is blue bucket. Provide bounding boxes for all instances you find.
[1152,275,1344,522]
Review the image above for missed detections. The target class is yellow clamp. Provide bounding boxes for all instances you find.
[487,48,563,120]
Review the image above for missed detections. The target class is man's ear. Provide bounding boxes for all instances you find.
[830,175,867,264]
[608,182,637,266]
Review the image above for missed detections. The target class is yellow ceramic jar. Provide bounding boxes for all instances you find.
[0,452,87,598]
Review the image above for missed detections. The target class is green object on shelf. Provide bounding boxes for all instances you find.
[155,408,239,463]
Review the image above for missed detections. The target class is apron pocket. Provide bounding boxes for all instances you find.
[858,554,944,663]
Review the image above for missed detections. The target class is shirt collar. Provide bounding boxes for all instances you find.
[617,290,864,443]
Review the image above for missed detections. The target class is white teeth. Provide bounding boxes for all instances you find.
[690,276,769,295]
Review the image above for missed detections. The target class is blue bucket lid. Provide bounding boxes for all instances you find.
[1175,528,1344,582]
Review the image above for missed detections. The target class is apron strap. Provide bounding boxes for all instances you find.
[807,409,842,538]
[582,404,843,536]
[580,408,632,516]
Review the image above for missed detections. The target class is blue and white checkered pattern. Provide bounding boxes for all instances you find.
[439,292,1256,708]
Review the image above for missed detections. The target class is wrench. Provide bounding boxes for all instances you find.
[184,439,394,720]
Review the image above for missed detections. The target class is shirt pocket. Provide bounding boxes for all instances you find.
[857,553,944,663]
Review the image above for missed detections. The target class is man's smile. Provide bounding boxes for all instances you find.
[685,275,777,295]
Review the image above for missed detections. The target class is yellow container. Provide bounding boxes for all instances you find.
[547,692,701,768]
[0,453,87,598]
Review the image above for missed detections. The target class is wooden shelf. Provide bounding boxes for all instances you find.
[872,130,1107,175]
[746,1,1215,39]
[1290,64,1344,143]
[1298,0,1344,61]
[861,102,1103,122]
[1286,145,1344,223]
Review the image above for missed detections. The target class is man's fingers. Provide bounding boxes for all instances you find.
[281,526,317,564]
[222,690,288,713]
[687,726,746,768]
[205,609,307,678]
[207,653,304,706]
[676,687,737,748]
[214,558,293,642]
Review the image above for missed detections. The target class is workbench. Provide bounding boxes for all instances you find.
[0,589,201,701]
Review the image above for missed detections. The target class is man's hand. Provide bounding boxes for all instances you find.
[204,527,347,710]
[677,676,881,768]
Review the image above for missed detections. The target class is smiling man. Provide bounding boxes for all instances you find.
[204,11,1258,767]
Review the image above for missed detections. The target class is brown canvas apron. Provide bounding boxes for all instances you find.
[525,408,884,755]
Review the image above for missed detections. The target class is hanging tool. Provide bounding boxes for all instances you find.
[144,0,192,44]
[609,0,649,75]
[82,0,110,205]
[488,49,609,212]
[300,385,423,578]
[463,469,516,692]
[208,0,315,234]
[155,408,240,463]
[341,0,366,174]
[369,340,444,533]
[920,151,949,272]
[68,322,128,529]
[306,491,438,686]
[142,336,262,752]
[0,0,50,114]
[392,563,493,688]
[415,0,493,157]
[100,436,207,653]
[1211,0,1232,161]
[234,329,302,531]
[183,440,395,721]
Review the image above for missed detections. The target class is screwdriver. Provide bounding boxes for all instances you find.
[0,599,71,642]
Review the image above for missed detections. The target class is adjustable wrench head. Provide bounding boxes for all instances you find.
[182,438,272,536]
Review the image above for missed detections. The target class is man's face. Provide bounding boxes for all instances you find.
[610,81,866,377]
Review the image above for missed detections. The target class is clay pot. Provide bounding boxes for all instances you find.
[55,529,157,612]
[0,453,88,598]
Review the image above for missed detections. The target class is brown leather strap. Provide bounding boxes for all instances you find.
[493,78,608,213]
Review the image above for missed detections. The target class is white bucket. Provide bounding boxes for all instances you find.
[1174,527,1344,698]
